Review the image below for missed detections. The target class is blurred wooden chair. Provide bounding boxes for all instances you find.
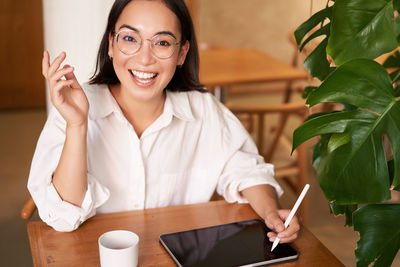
[227,101,310,224]
[21,196,36,220]
[225,33,312,201]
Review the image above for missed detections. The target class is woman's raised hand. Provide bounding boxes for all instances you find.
[42,51,89,127]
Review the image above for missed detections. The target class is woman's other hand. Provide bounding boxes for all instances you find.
[265,209,300,244]
[42,51,89,127]
[241,185,301,244]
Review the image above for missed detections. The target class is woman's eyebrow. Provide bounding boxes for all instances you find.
[119,24,139,32]
[155,31,178,40]
[118,24,178,39]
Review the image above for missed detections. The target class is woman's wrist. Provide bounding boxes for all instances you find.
[241,184,280,219]
[66,121,88,133]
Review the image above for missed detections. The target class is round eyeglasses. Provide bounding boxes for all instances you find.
[114,29,181,59]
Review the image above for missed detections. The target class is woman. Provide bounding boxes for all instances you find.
[28,0,300,246]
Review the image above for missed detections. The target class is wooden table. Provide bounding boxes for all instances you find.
[199,48,308,88]
[27,200,343,266]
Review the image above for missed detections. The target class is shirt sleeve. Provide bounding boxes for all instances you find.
[216,105,283,203]
[27,108,110,232]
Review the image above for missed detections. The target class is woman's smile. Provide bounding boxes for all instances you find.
[130,69,158,87]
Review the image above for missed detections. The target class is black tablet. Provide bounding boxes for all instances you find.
[159,219,298,267]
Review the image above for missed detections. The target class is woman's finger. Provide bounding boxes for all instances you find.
[50,79,74,103]
[273,218,300,243]
[278,222,300,239]
[50,78,74,94]
[63,65,81,89]
[267,228,299,243]
[51,79,74,95]
[265,212,285,233]
[47,51,67,78]
[50,65,74,83]
[276,232,298,243]
[42,51,50,79]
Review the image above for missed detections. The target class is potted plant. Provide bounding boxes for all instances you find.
[292,0,400,266]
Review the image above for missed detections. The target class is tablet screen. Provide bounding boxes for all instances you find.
[159,219,298,267]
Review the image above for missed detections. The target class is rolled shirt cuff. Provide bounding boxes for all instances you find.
[220,164,283,204]
[38,173,109,232]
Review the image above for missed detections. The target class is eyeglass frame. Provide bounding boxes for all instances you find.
[112,29,183,59]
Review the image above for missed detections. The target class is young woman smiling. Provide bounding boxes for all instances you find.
[28,0,300,246]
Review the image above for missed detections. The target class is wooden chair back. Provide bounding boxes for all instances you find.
[226,101,310,224]
[21,196,36,220]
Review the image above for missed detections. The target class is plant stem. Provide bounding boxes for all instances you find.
[392,71,400,83]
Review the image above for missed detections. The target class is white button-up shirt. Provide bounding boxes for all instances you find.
[28,83,282,232]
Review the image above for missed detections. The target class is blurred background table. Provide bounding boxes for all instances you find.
[27,200,344,266]
[199,48,308,101]
[199,48,308,87]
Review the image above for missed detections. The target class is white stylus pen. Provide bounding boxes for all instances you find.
[271,184,310,252]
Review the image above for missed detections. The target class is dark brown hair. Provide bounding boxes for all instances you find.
[89,0,204,92]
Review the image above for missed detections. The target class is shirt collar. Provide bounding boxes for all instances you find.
[164,91,195,122]
[85,83,122,120]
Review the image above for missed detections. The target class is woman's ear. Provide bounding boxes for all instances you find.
[177,41,190,66]
[108,33,114,59]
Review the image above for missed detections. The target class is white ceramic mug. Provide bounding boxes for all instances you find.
[98,230,139,267]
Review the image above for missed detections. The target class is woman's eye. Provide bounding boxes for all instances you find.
[156,40,171,47]
[123,35,136,43]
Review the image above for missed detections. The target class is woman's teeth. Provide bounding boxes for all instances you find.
[131,70,157,79]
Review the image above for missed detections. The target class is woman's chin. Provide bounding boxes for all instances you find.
[129,88,163,103]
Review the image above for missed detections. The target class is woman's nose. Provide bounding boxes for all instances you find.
[135,40,156,65]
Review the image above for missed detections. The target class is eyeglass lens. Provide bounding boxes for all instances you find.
[116,30,179,59]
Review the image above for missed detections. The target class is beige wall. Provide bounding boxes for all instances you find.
[42,0,114,110]
[197,0,327,65]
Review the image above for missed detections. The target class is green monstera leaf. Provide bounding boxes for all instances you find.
[330,203,357,226]
[394,0,400,11]
[293,58,400,204]
[294,0,400,266]
[294,6,332,47]
[294,6,334,81]
[353,204,400,267]
[304,38,333,81]
[327,0,399,66]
